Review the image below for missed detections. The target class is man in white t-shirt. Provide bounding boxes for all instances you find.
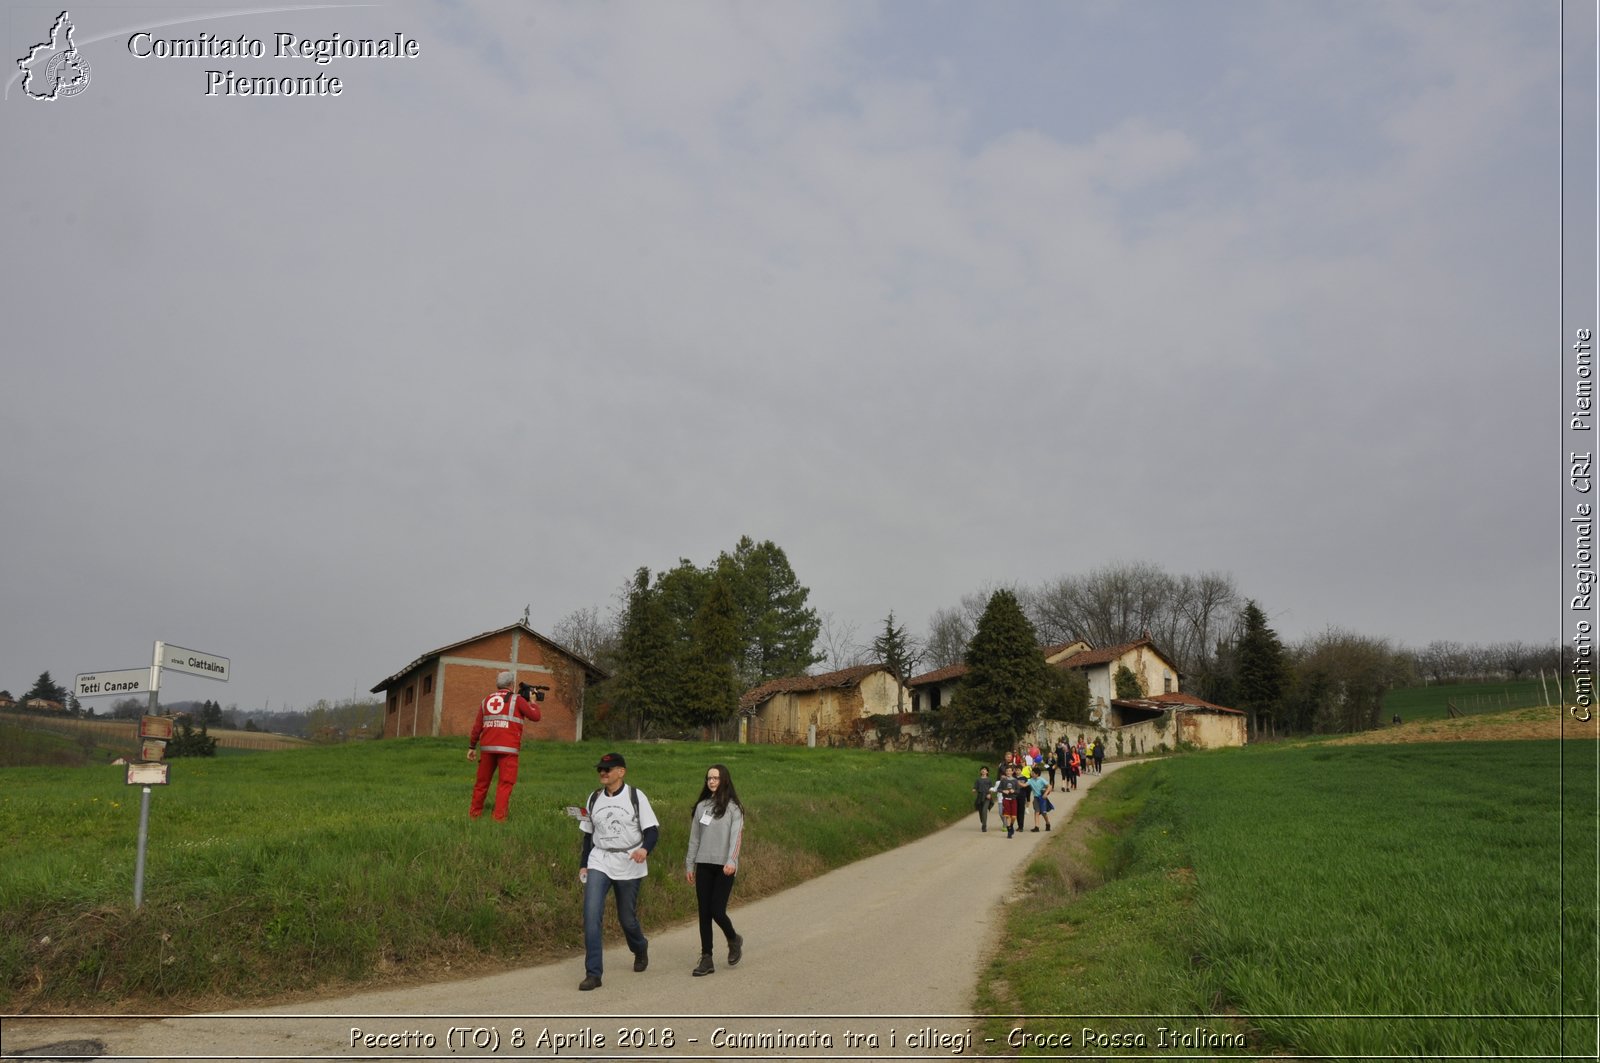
[577,751,659,991]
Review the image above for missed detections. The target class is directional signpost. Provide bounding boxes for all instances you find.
[157,642,230,682]
[75,640,231,908]
[74,667,155,699]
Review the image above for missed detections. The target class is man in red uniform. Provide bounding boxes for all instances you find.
[467,670,542,820]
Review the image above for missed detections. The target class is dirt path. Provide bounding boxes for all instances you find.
[5,764,1130,1062]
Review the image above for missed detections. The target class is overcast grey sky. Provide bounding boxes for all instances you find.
[1,1,1573,713]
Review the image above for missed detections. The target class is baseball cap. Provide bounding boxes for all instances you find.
[596,752,627,771]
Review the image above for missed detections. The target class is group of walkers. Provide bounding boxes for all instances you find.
[465,672,745,992]
[970,735,1107,838]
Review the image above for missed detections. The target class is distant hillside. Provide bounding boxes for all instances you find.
[0,711,312,764]
[1322,704,1592,746]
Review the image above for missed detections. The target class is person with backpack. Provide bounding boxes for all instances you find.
[577,751,659,991]
[684,763,745,976]
[465,671,542,820]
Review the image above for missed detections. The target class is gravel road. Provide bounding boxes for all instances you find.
[6,763,1130,1063]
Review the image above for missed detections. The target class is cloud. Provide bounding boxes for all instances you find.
[0,0,1562,709]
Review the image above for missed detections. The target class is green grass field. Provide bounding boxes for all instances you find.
[0,739,983,1010]
[980,738,1599,1058]
[1384,677,1554,718]
[9,729,1596,1060]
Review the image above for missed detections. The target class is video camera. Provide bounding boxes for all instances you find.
[518,681,549,703]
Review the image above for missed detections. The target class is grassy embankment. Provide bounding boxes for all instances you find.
[1,739,981,1011]
[978,723,1599,1058]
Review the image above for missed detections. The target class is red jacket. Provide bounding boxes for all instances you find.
[469,688,541,755]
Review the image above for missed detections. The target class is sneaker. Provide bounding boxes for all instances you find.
[1031,827,1040,832]
[693,954,715,977]
[578,975,602,991]
[727,933,743,966]
[633,947,649,973]
[1045,823,1051,831]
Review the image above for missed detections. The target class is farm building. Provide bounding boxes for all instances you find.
[1105,691,1248,752]
[739,664,908,745]
[907,640,1091,715]
[372,621,607,742]
[1052,637,1182,724]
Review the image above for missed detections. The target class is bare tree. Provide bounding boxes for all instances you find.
[1415,640,1469,683]
[552,605,619,669]
[1028,561,1169,648]
[1026,562,1240,677]
[923,586,1008,669]
[817,611,869,672]
[1488,641,1533,678]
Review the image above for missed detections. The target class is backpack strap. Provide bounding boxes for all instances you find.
[588,784,641,827]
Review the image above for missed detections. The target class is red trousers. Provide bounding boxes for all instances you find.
[470,751,520,820]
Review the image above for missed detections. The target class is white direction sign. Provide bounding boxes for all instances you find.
[75,668,155,698]
[159,643,230,682]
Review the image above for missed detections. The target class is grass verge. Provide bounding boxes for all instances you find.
[977,739,1598,1058]
[1,739,983,1012]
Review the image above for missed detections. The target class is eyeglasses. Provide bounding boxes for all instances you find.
[597,767,616,774]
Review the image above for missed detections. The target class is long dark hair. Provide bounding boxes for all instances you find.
[695,763,742,819]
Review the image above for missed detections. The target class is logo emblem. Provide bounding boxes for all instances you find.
[18,11,91,101]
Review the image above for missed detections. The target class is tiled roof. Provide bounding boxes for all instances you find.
[908,638,1097,687]
[370,621,608,693]
[1112,692,1244,715]
[738,664,890,713]
[1054,638,1174,670]
[906,662,968,687]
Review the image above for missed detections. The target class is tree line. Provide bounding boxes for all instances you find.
[922,563,1564,740]
[559,555,1561,748]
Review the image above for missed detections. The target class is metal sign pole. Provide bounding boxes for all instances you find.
[147,641,163,717]
[134,642,164,909]
[133,785,152,909]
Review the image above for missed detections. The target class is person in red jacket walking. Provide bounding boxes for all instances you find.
[467,670,542,820]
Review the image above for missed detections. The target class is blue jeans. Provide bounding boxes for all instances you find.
[583,869,647,978]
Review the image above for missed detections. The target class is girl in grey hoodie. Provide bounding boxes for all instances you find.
[685,763,745,976]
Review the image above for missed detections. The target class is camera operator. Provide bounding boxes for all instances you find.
[466,671,543,821]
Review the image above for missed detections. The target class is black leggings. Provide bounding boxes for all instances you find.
[695,863,738,953]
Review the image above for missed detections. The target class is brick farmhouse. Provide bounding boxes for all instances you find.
[372,622,607,742]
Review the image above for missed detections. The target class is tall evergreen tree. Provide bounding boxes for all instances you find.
[604,538,825,734]
[680,563,743,729]
[1234,600,1288,736]
[611,568,686,734]
[945,590,1057,750]
[723,536,824,684]
[22,671,68,704]
[654,559,713,645]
